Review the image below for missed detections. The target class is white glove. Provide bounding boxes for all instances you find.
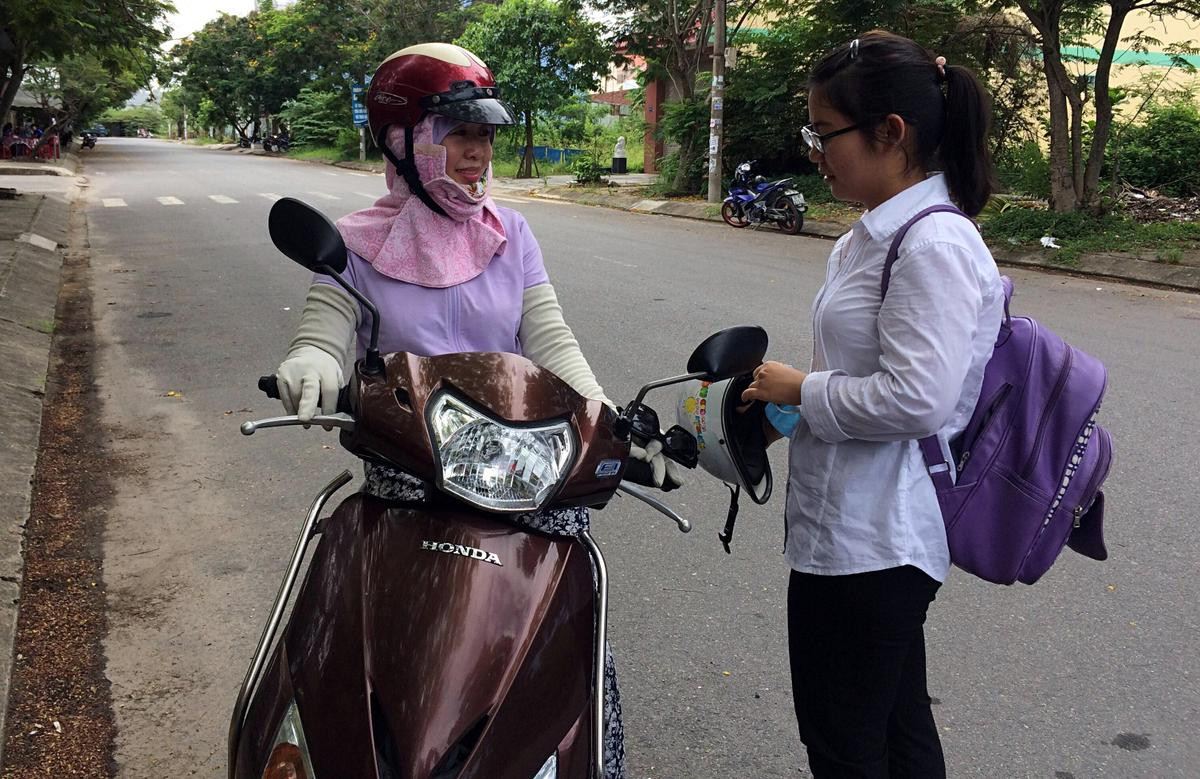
[276,345,343,422]
[629,438,686,491]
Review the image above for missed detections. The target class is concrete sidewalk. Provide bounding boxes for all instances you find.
[0,174,81,748]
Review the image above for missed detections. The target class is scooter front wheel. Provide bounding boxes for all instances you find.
[721,202,749,228]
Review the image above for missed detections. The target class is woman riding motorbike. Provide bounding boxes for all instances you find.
[272,42,681,778]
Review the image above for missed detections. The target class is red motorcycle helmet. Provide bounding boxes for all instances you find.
[366,43,517,145]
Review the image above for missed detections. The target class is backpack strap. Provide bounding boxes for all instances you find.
[880,203,974,492]
[880,204,972,298]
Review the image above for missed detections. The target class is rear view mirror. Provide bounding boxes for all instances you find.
[268,197,347,273]
[686,326,768,380]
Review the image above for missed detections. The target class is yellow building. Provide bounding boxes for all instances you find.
[1058,11,1197,109]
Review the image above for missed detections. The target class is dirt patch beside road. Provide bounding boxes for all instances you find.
[1,205,117,776]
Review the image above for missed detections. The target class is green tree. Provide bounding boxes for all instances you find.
[1009,0,1200,212]
[23,53,145,141]
[458,0,609,177]
[1,1,172,126]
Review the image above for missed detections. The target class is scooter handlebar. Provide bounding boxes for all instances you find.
[258,375,352,414]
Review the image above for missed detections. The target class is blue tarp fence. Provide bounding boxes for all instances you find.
[516,146,585,164]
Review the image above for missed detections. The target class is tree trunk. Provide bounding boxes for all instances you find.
[520,113,534,178]
[1081,3,1132,214]
[1041,44,1086,211]
[0,57,27,130]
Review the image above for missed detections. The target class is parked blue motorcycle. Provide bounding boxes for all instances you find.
[722,160,806,234]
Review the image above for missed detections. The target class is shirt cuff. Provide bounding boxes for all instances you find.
[800,369,851,443]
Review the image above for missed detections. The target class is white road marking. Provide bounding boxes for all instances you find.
[16,232,57,251]
[156,196,184,206]
[307,191,340,200]
[102,198,127,207]
[208,195,238,204]
[592,254,637,268]
[259,192,283,201]
[321,171,339,177]
[354,192,379,199]
[345,171,370,177]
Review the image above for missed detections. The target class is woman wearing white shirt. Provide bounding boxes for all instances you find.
[742,31,1004,777]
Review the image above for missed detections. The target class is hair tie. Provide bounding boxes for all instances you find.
[934,55,948,80]
[849,38,860,60]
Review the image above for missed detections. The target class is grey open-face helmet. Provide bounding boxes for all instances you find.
[677,375,772,552]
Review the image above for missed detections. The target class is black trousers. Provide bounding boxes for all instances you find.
[788,566,945,778]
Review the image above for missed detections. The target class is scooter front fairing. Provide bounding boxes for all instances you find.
[233,492,598,778]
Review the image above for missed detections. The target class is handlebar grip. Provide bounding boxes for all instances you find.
[258,374,353,414]
[258,375,280,399]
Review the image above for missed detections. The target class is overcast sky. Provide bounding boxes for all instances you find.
[163,1,260,46]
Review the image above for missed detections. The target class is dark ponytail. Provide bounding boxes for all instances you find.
[939,63,996,215]
[809,30,997,216]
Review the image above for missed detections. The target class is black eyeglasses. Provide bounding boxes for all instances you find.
[800,123,861,154]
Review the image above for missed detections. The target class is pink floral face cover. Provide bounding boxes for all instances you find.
[335,117,506,288]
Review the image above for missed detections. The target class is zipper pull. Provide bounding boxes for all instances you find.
[1073,505,1083,528]
[957,450,971,473]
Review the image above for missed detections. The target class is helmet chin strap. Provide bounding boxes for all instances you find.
[379,124,450,219]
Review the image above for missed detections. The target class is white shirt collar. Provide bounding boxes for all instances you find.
[857,173,952,243]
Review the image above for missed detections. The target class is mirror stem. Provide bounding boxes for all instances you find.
[317,264,384,375]
[616,371,711,440]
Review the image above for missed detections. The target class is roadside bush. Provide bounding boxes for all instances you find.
[1113,100,1200,197]
[277,88,348,148]
[572,153,609,185]
[995,140,1051,199]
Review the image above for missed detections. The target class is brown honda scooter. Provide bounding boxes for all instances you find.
[228,198,767,779]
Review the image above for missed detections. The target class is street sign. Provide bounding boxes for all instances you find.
[351,83,368,127]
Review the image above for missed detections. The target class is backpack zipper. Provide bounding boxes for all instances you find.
[1043,406,1100,526]
[956,383,1013,474]
[1072,426,1112,528]
[1022,347,1074,477]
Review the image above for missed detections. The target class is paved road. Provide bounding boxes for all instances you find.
[80,137,1199,777]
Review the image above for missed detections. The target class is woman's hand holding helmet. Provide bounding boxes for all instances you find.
[740,360,807,406]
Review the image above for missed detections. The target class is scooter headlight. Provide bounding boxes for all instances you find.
[262,701,316,779]
[428,392,574,513]
[532,753,557,778]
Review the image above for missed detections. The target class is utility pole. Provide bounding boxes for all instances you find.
[706,0,726,204]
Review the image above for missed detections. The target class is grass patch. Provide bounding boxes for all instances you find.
[185,137,228,146]
[287,145,355,163]
[981,207,1200,264]
[31,319,55,334]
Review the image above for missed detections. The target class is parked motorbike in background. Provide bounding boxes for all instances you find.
[228,196,769,778]
[721,160,806,235]
[262,133,290,153]
[80,132,96,150]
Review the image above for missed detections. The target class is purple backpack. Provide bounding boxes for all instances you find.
[883,205,1113,585]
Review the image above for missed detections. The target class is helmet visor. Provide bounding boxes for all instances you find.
[422,83,518,126]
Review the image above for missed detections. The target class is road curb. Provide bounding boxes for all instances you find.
[0,182,78,754]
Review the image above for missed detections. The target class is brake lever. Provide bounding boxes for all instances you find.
[240,413,355,435]
[617,481,691,533]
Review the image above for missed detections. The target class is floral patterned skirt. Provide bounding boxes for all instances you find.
[362,462,627,778]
